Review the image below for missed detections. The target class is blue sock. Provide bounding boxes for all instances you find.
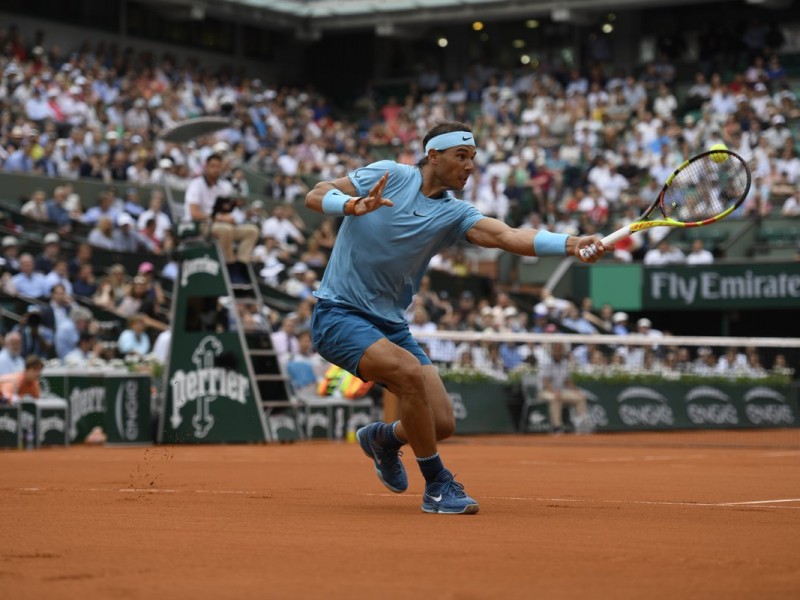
[373,421,404,449]
[417,453,446,485]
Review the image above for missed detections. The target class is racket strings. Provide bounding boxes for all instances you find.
[661,155,749,223]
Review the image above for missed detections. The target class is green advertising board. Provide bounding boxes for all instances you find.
[450,380,798,434]
[42,371,105,442]
[160,243,269,443]
[104,373,152,445]
[580,262,800,311]
[0,404,21,448]
[575,381,799,431]
[42,370,152,444]
[445,382,517,435]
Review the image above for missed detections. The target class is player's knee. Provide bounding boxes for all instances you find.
[390,363,426,396]
[435,417,455,441]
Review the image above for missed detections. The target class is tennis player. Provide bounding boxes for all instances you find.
[305,121,609,514]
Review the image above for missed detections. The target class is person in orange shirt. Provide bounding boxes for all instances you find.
[0,355,43,404]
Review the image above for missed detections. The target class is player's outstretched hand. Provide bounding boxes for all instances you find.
[573,236,613,264]
[352,172,394,216]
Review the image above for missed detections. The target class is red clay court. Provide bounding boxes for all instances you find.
[2,432,799,599]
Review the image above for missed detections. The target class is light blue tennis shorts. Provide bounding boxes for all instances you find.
[310,299,431,378]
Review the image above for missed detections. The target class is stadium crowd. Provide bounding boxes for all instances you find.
[0,21,797,381]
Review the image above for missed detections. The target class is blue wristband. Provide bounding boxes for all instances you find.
[533,231,569,257]
[322,189,350,215]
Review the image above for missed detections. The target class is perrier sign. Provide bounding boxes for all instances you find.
[160,242,268,443]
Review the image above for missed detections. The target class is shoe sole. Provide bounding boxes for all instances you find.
[421,503,480,515]
[356,427,407,494]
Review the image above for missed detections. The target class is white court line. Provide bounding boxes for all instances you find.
[717,498,800,506]
[365,492,800,509]
[11,487,800,509]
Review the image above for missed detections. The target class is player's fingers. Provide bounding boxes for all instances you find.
[381,197,393,207]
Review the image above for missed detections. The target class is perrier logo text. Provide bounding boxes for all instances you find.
[170,336,250,438]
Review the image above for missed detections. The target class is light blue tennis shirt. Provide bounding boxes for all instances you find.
[315,160,483,324]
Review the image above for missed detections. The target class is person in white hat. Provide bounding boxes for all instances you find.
[1,236,21,274]
[611,311,629,335]
[112,212,157,253]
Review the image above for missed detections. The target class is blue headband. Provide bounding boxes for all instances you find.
[424,131,476,154]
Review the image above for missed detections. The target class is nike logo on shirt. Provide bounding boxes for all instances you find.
[413,211,429,217]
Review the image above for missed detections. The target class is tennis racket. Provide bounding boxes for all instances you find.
[580,148,751,259]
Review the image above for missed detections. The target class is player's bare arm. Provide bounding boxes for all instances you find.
[466,217,610,263]
[305,172,394,216]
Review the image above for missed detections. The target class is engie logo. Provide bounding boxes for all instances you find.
[617,386,674,427]
[743,387,795,425]
[180,255,220,287]
[448,393,468,421]
[115,380,140,441]
[581,387,608,428]
[170,336,250,438]
[684,386,739,425]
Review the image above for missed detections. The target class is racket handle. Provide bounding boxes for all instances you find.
[578,225,631,260]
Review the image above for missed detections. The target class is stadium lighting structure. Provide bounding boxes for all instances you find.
[472,21,484,31]
[602,23,614,34]
[512,39,525,48]
[525,19,539,29]
[520,55,531,65]
[437,37,448,48]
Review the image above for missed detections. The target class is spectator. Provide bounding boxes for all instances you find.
[0,332,25,375]
[63,332,103,367]
[117,314,151,357]
[14,305,54,358]
[136,190,173,242]
[183,154,259,282]
[55,305,94,360]
[536,342,591,434]
[45,185,73,231]
[113,213,156,253]
[612,312,630,335]
[261,204,306,250]
[643,238,685,265]
[10,254,49,299]
[39,283,73,331]
[21,189,49,222]
[68,243,93,279]
[72,264,99,299]
[44,259,73,296]
[87,216,116,250]
[35,232,62,274]
[685,239,715,265]
[81,190,119,226]
[0,355,44,403]
[1,236,22,275]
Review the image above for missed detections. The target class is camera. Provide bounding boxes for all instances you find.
[212,196,235,218]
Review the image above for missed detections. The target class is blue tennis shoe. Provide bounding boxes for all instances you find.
[356,423,408,493]
[421,470,479,515]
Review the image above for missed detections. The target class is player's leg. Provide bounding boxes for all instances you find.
[311,302,410,493]
[358,343,478,514]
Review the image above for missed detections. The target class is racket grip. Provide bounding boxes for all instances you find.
[578,225,631,260]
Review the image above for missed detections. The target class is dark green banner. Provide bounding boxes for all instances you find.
[160,243,269,443]
[581,262,800,311]
[644,264,800,309]
[104,374,152,444]
[445,382,517,434]
[42,371,106,442]
[0,405,21,448]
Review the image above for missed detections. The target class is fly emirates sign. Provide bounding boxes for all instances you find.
[646,266,800,308]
